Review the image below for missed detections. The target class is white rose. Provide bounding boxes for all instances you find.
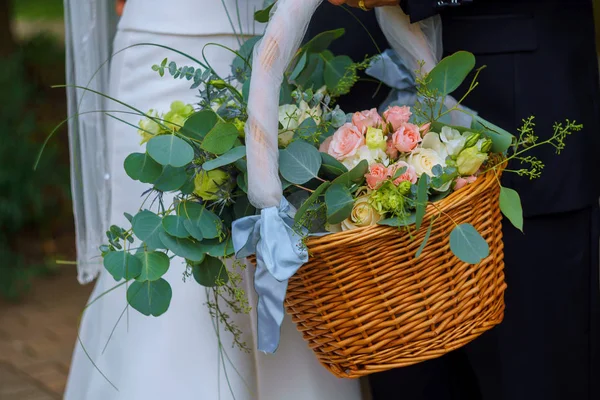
[421,132,449,161]
[278,104,301,133]
[278,131,294,147]
[340,196,382,231]
[440,126,467,157]
[407,148,446,177]
[299,100,323,125]
[341,145,389,170]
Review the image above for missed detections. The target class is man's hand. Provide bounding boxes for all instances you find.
[116,0,126,16]
[328,0,400,9]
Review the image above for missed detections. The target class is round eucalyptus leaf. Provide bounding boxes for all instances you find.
[449,224,490,264]
[176,202,222,239]
[153,165,188,192]
[162,215,189,238]
[199,237,235,258]
[123,152,162,183]
[127,279,172,317]
[324,183,354,224]
[132,210,165,250]
[147,134,194,168]
[192,255,229,287]
[279,140,322,185]
[135,251,170,282]
[324,55,353,95]
[181,110,218,140]
[103,251,142,281]
[158,232,205,262]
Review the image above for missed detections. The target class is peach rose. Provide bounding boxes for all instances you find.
[420,122,431,135]
[328,123,365,160]
[319,136,333,153]
[365,163,389,189]
[454,175,477,191]
[386,139,399,159]
[388,161,418,185]
[392,123,421,153]
[384,105,412,131]
[352,108,383,134]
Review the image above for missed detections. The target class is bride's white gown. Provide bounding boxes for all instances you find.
[64,1,364,399]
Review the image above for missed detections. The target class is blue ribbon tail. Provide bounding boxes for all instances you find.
[231,198,308,353]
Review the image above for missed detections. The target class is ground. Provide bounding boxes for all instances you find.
[0,269,92,399]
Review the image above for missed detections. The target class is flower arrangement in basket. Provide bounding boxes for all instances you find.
[89,0,580,380]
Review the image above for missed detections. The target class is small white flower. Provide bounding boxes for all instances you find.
[440,126,467,157]
[278,104,301,133]
[341,145,389,170]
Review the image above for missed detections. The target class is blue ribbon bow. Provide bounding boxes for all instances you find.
[232,198,308,353]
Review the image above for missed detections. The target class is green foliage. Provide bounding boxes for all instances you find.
[103,251,142,281]
[127,279,173,317]
[499,186,523,232]
[201,122,239,155]
[279,140,322,184]
[192,255,229,287]
[415,175,429,230]
[202,146,246,171]
[135,251,170,282]
[449,224,490,264]
[146,135,194,168]
[320,152,347,178]
[425,51,475,96]
[132,211,166,250]
[124,152,162,183]
[153,165,188,192]
[324,184,354,224]
[332,160,368,187]
[159,233,206,262]
[180,110,218,140]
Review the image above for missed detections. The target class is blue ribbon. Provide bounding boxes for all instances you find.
[366,49,418,112]
[232,198,308,353]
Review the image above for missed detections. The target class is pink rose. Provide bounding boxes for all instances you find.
[392,123,421,153]
[420,122,431,135]
[389,161,418,185]
[454,175,477,191]
[386,140,399,160]
[365,163,389,189]
[319,136,333,153]
[384,105,412,131]
[352,108,383,134]
[328,123,365,160]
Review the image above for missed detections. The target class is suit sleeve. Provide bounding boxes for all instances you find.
[400,0,473,23]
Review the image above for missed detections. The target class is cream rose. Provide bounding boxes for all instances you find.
[407,148,446,177]
[340,196,382,231]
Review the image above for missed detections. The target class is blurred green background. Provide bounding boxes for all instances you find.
[0,0,599,302]
[1,0,72,301]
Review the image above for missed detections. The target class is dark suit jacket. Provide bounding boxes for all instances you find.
[307,0,600,218]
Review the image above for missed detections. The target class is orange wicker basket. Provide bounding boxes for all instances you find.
[280,168,506,378]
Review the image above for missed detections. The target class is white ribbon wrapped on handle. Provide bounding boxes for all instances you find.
[236,1,474,353]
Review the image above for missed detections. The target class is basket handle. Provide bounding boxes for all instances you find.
[245,0,324,210]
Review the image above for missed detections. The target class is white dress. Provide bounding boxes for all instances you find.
[64,1,364,399]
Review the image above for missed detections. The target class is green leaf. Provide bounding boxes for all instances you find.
[426,51,476,96]
[237,173,248,193]
[325,183,354,224]
[201,122,239,155]
[176,202,222,240]
[135,251,170,281]
[290,51,308,81]
[378,213,417,227]
[449,223,490,264]
[198,237,235,258]
[180,110,218,140]
[293,53,323,88]
[202,146,246,171]
[124,152,162,183]
[294,181,330,224]
[132,210,165,250]
[232,36,261,81]
[153,165,188,192]
[192,255,229,287]
[332,159,368,187]
[124,212,133,223]
[415,218,434,258]
[158,233,205,262]
[473,115,514,154]
[147,135,194,168]
[254,3,275,23]
[302,28,345,54]
[233,196,256,219]
[415,175,429,230]
[392,166,408,180]
[320,152,347,178]
[499,186,523,232]
[324,55,353,93]
[103,251,142,281]
[279,140,322,184]
[127,279,172,317]
[162,215,189,238]
[297,118,318,140]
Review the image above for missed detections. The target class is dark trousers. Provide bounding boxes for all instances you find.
[368,206,600,400]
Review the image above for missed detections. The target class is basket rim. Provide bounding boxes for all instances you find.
[306,166,501,246]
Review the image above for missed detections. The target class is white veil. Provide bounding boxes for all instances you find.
[64,0,117,283]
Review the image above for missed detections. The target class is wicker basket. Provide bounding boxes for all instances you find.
[281,169,506,378]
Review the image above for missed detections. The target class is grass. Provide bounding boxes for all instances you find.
[12,0,63,20]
